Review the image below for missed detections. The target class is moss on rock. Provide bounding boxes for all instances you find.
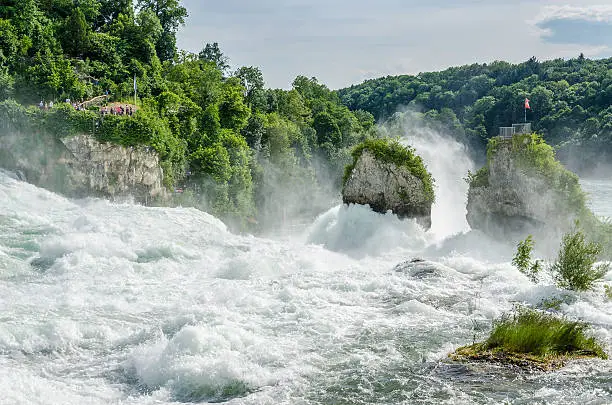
[343,137,434,204]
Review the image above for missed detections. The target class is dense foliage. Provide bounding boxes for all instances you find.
[343,138,434,204]
[0,0,375,230]
[338,57,612,167]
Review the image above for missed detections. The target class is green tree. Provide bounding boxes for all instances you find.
[0,66,14,100]
[0,19,19,66]
[313,110,342,147]
[241,112,265,150]
[198,42,229,74]
[218,78,250,132]
[95,0,132,30]
[235,66,265,110]
[136,0,187,61]
[136,9,163,46]
[61,7,90,56]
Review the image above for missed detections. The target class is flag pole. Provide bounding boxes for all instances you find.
[133,74,137,107]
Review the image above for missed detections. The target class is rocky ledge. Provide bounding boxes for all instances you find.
[0,131,166,203]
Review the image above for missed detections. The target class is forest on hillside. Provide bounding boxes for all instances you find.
[0,0,376,230]
[338,56,612,168]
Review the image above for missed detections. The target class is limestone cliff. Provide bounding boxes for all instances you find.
[0,131,166,203]
[342,139,434,229]
[466,134,586,239]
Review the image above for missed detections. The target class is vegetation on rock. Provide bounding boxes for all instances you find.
[343,138,435,204]
[451,307,607,371]
[469,133,612,254]
[605,285,612,301]
[465,166,488,188]
[473,133,586,215]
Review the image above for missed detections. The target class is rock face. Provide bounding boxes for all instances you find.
[60,134,165,200]
[466,140,572,239]
[342,150,432,229]
[0,131,166,203]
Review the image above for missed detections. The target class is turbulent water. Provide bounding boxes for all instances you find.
[1,132,611,404]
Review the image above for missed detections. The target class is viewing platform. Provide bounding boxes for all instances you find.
[498,123,531,140]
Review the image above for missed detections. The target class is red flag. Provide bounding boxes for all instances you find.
[524,98,531,110]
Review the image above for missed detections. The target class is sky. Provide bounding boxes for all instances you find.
[176,1,612,89]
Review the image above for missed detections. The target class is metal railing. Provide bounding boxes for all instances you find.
[512,123,531,135]
[498,123,531,139]
[499,127,514,139]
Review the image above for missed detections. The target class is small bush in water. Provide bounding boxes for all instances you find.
[550,228,609,292]
[512,235,542,283]
[605,285,612,301]
[486,307,606,359]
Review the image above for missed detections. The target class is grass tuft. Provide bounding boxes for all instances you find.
[485,308,606,359]
[451,307,607,370]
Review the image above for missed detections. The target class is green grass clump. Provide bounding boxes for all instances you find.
[485,307,606,359]
[451,307,607,370]
[342,137,435,203]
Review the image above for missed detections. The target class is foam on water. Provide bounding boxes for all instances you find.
[0,149,611,404]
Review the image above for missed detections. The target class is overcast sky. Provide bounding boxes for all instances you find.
[176,1,612,89]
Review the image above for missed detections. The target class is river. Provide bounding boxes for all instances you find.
[0,132,610,404]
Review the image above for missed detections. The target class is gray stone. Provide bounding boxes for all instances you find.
[342,150,432,229]
[0,131,167,203]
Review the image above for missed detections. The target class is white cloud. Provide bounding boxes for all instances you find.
[535,4,612,23]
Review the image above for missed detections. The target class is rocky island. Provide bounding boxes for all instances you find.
[466,132,591,240]
[342,138,435,229]
[450,307,607,371]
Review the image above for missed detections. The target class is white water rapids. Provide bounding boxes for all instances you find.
[0,133,611,404]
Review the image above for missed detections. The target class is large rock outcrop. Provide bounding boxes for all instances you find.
[342,139,434,229]
[0,131,166,203]
[466,134,586,239]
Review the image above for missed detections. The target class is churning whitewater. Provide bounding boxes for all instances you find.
[0,132,610,405]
